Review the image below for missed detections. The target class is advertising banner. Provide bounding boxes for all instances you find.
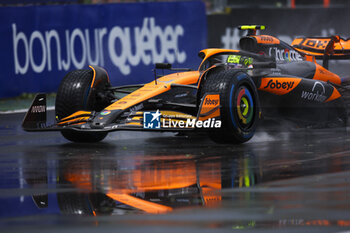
[0,1,207,98]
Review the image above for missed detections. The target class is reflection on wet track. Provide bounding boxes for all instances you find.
[0,112,350,232]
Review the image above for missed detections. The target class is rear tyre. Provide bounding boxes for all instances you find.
[55,69,108,143]
[200,69,260,144]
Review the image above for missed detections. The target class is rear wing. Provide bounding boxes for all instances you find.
[292,36,350,69]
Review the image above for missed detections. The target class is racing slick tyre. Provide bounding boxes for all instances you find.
[55,69,109,143]
[200,69,260,144]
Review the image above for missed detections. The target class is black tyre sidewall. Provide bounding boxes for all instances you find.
[221,73,259,142]
[55,69,94,120]
[200,69,259,144]
[55,69,108,143]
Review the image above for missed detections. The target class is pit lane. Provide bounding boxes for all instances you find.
[0,111,350,233]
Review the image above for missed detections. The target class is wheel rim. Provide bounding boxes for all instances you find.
[236,86,254,129]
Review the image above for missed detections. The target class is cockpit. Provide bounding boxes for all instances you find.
[198,50,268,71]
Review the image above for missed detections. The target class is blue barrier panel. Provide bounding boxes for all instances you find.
[0,2,207,98]
[0,0,79,5]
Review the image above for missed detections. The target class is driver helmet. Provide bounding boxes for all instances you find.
[226,55,253,68]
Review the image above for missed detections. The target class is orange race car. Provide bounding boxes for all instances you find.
[22,25,350,144]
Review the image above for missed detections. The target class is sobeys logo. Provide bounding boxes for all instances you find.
[204,97,219,105]
[263,79,294,90]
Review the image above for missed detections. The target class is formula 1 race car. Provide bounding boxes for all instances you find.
[22,25,350,144]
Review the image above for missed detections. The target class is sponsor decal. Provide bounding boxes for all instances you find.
[259,36,275,43]
[304,39,328,49]
[259,78,301,95]
[254,35,280,45]
[204,97,219,106]
[31,105,45,113]
[301,81,327,102]
[199,94,221,121]
[268,47,303,62]
[263,79,294,90]
[100,110,111,115]
[202,95,220,107]
[143,110,161,129]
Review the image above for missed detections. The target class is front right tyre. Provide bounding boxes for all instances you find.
[55,69,109,143]
[200,69,260,144]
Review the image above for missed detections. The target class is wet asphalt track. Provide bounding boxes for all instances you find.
[0,111,350,233]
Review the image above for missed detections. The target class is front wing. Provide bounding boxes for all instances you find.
[22,94,222,133]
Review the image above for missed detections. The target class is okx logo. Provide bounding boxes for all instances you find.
[143,110,161,129]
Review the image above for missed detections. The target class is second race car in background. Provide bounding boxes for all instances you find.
[23,25,350,144]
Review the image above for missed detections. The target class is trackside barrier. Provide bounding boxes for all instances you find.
[0,2,207,98]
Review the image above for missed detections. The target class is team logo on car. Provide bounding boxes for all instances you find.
[143,110,161,129]
[301,81,327,102]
